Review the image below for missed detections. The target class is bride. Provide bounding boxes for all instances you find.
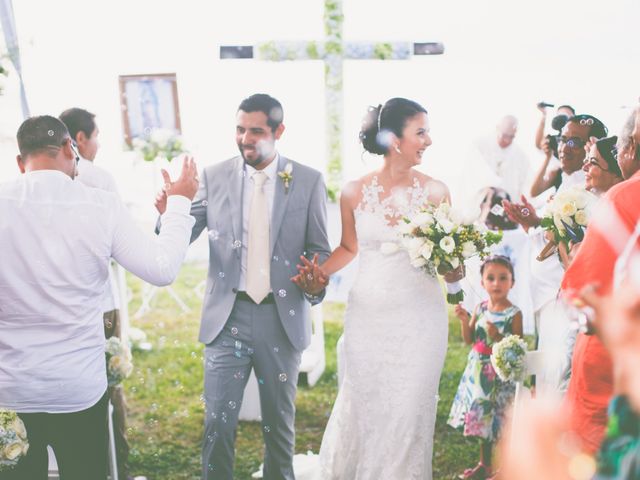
[294,98,463,479]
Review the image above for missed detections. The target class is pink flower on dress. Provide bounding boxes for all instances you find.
[482,362,497,383]
[463,409,486,437]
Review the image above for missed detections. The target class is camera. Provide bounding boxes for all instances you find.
[546,133,559,157]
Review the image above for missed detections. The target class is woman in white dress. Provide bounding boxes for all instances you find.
[295,98,463,479]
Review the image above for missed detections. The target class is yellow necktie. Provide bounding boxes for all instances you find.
[246,171,270,303]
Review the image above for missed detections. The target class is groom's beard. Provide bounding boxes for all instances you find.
[239,141,275,168]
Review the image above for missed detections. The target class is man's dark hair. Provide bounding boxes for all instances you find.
[17,115,70,158]
[59,108,96,142]
[557,104,575,116]
[237,94,283,132]
[568,114,608,140]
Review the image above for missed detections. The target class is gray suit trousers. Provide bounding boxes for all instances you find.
[202,296,301,480]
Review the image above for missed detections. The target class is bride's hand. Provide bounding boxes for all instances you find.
[291,254,329,295]
[442,264,465,283]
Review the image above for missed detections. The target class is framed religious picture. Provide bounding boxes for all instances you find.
[118,73,182,146]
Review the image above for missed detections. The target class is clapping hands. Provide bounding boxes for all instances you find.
[503,195,541,231]
[291,254,329,296]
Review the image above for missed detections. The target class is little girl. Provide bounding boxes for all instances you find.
[448,255,523,480]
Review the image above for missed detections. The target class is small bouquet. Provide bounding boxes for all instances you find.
[399,202,503,301]
[105,337,134,387]
[490,335,527,382]
[0,409,29,472]
[131,128,185,163]
[538,186,598,261]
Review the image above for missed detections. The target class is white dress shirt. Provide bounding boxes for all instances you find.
[474,137,531,202]
[0,170,194,413]
[238,155,279,292]
[528,169,586,312]
[76,156,120,312]
[76,157,118,193]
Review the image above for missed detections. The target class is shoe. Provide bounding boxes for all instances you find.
[458,462,490,480]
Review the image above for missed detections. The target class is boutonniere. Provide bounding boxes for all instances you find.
[278,162,293,194]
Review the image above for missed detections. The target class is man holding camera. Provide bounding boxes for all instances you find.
[530,102,576,197]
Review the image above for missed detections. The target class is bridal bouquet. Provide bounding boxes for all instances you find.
[490,335,527,383]
[105,337,134,387]
[0,409,29,472]
[131,128,185,163]
[399,202,503,281]
[538,186,598,260]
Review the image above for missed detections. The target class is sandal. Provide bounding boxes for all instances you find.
[457,462,489,480]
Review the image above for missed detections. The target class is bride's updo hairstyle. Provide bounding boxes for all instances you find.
[359,97,427,155]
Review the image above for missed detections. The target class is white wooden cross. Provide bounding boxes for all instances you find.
[220,0,443,197]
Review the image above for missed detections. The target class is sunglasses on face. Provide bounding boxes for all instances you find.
[558,136,586,149]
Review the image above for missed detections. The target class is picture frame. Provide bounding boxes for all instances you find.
[118,73,182,146]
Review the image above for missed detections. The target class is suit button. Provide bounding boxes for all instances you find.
[232,288,238,293]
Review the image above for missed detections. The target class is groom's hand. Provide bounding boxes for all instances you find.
[291,254,329,295]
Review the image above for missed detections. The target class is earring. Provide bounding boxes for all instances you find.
[394,145,402,154]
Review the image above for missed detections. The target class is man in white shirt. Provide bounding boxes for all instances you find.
[471,115,531,202]
[0,115,198,480]
[59,107,134,480]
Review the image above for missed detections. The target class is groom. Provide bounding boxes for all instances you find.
[156,93,330,479]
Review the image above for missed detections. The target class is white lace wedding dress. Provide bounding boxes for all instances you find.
[317,177,449,480]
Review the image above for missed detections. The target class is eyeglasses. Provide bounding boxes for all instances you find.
[558,136,586,149]
[583,156,608,171]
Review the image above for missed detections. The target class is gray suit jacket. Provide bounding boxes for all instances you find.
[188,155,331,351]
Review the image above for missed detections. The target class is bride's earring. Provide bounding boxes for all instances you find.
[394,145,402,154]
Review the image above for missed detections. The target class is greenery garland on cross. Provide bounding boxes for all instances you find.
[220,0,443,201]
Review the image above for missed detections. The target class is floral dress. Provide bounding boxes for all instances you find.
[447,302,520,442]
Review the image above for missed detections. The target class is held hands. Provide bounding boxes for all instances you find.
[503,195,541,231]
[291,254,329,296]
[154,156,199,214]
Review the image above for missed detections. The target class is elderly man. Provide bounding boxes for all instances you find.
[0,116,198,480]
[470,115,531,202]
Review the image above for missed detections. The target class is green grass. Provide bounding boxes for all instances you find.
[124,265,479,479]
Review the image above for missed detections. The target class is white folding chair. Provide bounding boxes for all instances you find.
[510,350,545,448]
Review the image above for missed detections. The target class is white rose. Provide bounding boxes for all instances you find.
[105,337,121,356]
[419,240,435,260]
[410,257,427,268]
[413,211,434,228]
[380,242,399,255]
[11,419,27,440]
[4,442,23,461]
[560,202,577,218]
[574,209,588,226]
[436,202,451,216]
[439,236,455,254]
[461,241,477,259]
